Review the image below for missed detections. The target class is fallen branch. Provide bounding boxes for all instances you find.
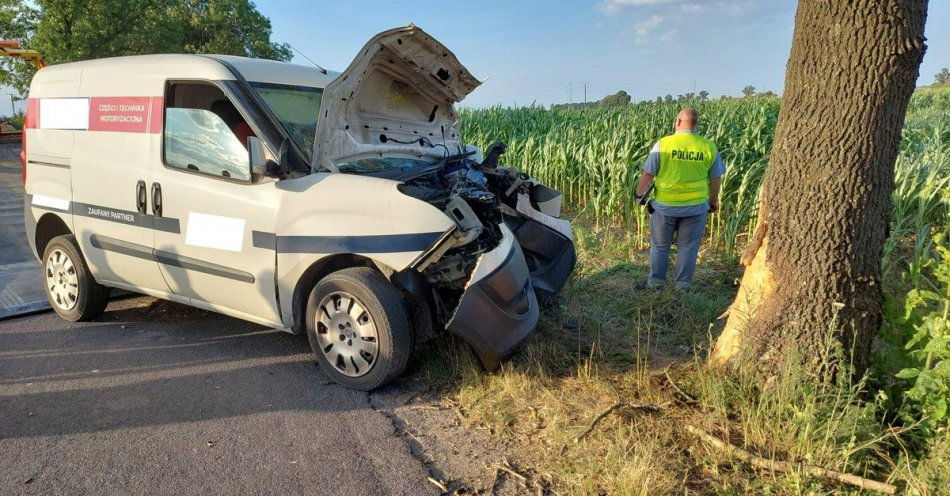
[403,428,422,444]
[574,402,622,443]
[664,369,697,404]
[492,461,552,496]
[573,402,665,443]
[499,458,529,486]
[685,425,896,495]
[452,406,466,425]
[426,476,448,493]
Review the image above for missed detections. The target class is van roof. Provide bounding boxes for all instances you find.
[32,54,339,93]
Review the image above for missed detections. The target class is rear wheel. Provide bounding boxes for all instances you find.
[305,267,411,390]
[43,234,110,321]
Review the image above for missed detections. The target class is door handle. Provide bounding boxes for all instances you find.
[151,182,162,217]
[136,180,147,214]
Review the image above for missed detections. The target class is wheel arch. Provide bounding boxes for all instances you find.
[34,213,72,259]
[291,253,394,334]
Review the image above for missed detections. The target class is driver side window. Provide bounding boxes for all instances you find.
[163,82,253,181]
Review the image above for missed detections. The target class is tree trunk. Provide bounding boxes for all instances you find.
[711,0,928,375]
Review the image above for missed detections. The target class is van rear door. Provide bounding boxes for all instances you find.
[70,67,169,293]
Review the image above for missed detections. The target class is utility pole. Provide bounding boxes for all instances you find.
[583,83,588,104]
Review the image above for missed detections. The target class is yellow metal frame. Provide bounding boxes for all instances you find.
[0,41,46,69]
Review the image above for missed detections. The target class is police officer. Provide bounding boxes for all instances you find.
[636,108,725,290]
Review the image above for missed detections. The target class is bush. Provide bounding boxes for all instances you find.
[8,112,24,130]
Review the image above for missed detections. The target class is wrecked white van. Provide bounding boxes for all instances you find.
[22,26,575,389]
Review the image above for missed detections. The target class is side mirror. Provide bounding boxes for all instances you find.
[248,136,267,176]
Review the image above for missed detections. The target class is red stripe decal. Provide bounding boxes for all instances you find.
[88,96,151,133]
[148,96,164,134]
[25,98,39,128]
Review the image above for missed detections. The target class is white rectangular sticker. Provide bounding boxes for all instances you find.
[185,213,246,252]
[32,194,71,211]
[39,98,90,130]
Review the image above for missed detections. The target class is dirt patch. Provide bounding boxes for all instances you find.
[372,379,539,495]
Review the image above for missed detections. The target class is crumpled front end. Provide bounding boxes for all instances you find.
[320,26,573,369]
[394,144,575,370]
[445,225,538,370]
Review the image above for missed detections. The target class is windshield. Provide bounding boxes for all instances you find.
[337,156,435,175]
[248,81,322,162]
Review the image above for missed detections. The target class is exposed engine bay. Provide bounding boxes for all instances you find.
[393,142,577,351]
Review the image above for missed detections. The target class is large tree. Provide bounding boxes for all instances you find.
[1,0,291,95]
[600,90,631,106]
[0,0,38,91]
[711,0,928,375]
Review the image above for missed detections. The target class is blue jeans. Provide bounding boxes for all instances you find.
[648,210,707,288]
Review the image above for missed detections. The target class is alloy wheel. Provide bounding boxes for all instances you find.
[46,248,78,311]
[315,291,379,377]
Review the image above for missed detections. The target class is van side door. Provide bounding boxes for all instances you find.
[149,81,282,326]
[71,69,169,293]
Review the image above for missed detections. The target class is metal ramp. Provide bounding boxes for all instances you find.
[0,147,48,319]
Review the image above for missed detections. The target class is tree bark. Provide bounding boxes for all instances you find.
[711,0,928,375]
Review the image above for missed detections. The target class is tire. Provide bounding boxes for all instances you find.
[42,234,110,322]
[304,267,412,390]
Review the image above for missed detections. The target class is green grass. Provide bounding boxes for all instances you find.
[412,89,950,494]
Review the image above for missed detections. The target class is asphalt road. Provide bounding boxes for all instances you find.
[0,144,48,318]
[0,296,436,495]
[0,142,441,495]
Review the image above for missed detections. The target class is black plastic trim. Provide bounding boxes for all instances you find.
[509,219,576,298]
[71,202,181,233]
[154,251,255,283]
[250,230,443,254]
[27,160,70,169]
[89,234,254,283]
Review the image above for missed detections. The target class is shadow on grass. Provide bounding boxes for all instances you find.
[414,252,741,389]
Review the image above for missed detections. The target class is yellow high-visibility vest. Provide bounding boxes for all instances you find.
[655,132,717,206]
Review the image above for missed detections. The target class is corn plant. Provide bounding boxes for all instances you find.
[461,89,948,261]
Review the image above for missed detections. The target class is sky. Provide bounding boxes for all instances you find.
[2,1,948,113]
[257,0,950,107]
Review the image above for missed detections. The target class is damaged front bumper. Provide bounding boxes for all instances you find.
[445,225,539,370]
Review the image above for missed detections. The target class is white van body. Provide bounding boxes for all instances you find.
[22,26,575,389]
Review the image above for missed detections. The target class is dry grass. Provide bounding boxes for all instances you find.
[417,221,945,495]
[418,88,950,494]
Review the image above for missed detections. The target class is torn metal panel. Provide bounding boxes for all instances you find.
[444,225,538,371]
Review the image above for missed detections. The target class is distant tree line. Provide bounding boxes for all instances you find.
[551,86,778,109]
[934,67,950,86]
[548,73,950,108]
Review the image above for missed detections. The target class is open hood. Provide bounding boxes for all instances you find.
[311,26,481,173]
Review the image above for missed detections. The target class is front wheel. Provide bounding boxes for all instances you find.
[43,234,110,321]
[304,267,412,390]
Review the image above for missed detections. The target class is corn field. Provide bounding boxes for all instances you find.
[460,88,950,259]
